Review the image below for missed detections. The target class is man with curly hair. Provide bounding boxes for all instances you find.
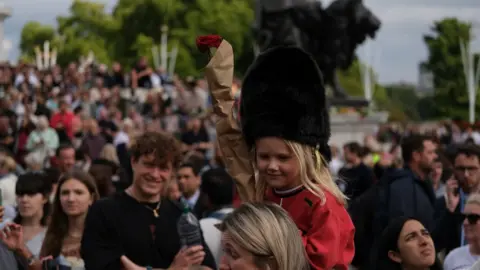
[81,132,216,270]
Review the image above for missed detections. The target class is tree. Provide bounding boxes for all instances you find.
[19,0,254,75]
[19,22,56,59]
[19,1,118,66]
[111,0,254,75]
[384,83,421,120]
[55,0,118,66]
[422,18,480,119]
[337,59,389,106]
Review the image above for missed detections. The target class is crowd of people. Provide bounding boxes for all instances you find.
[0,34,479,270]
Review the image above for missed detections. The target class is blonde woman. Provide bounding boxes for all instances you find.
[197,36,354,270]
[99,144,120,165]
[217,202,309,270]
[444,193,480,270]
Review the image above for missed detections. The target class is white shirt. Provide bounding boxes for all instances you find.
[461,132,480,144]
[470,258,480,270]
[200,207,234,266]
[15,73,40,88]
[444,245,480,270]
[0,173,18,207]
[113,131,129,147]
[183,189,201,209]
[329,158,344,177]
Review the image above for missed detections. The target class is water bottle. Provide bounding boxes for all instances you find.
[177,205,203,248]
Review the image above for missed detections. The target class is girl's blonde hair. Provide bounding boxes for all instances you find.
[217,202,310,270]
[254,140,347,205]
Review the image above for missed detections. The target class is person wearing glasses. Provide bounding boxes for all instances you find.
[444,193,480,270]
[438,144,480,255]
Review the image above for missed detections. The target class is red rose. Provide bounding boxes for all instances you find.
[196,35,223,53]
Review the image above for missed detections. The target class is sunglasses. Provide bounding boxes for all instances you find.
[463,213,480,224]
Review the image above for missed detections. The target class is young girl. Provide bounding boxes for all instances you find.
[197,35,355,270]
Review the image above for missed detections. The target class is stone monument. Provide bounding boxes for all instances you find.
[253,0,381,107]
[0,2,11,62]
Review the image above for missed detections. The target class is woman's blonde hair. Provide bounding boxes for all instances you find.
[0,154,16,173]
[217,202,310,270]
[467,193,480,207]
[254,140,347,205]
[99,144,119,164]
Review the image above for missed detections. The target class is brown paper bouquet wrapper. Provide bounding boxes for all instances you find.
[197,35,257,202]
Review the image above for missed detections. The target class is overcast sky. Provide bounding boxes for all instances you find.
[2,0,480,84]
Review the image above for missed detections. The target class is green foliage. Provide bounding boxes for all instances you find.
[19,22,56,58]
[111,0,253,74]
[19,0,254,75]
[19,0,391,114]
[384,84,421,120]
[422,17,480,119]
[337,59,389,109]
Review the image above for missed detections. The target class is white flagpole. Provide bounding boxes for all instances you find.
[460,36,479,124]
[168,45,178,76]
[365,43,372,102]
[468,40,475,124]
[50,48,57,67]
[87,50,94,65]
[43,41,50,69]
[361,41,374,111]
[35,46,43,70]
[160,25,168,70]
[151,46,160,69]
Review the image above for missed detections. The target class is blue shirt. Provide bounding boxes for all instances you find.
[461,190,467,246]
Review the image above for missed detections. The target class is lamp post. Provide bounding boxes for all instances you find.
[460,22,480,124]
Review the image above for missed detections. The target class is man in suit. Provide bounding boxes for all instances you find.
[177,162,208,218]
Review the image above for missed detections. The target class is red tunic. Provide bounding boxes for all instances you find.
[265,187,355,270]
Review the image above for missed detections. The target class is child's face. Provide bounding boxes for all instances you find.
[255,137,300,191]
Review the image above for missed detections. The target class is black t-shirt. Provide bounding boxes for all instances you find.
[133,66,151,89]
[181,129,210,154]
[34,104,51,119]
[338,163,375,200]
[81,192,216,269]
[181,129,209,146]
[108,72,125,88]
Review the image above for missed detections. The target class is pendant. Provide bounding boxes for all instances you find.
[153,209,159,218]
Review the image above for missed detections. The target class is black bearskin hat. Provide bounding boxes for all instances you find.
[240,46,331,161]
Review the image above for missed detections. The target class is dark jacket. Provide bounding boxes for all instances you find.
[373,168,458,250]
[433,196,464,254]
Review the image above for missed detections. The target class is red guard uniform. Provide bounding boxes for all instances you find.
[266,187,355,270]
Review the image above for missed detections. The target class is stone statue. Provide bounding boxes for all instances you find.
[253,0,381,100]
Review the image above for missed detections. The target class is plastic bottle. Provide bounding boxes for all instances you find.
[177,205,203,248]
